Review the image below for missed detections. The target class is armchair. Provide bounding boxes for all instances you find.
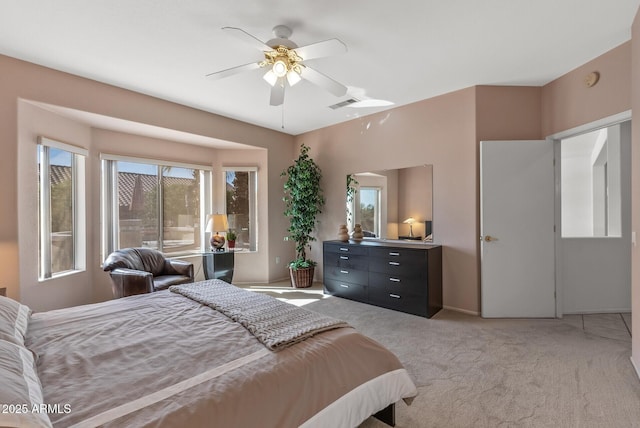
[103,248,194,298]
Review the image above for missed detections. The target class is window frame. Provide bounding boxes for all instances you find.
[355,186,382,238]
[222,166,258,252]
[101,154,213,259]
[37,136,87,280]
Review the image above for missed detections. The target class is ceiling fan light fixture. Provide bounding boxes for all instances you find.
[272,59,288,77]
[263,70,278,86]
[286,70,302,86]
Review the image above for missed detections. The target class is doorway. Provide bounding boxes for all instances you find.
[555,119,632,316]
[480,112,631,318]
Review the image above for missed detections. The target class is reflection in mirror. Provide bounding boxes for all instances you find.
[347,165,433,241]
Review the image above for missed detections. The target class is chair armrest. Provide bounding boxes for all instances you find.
[164,259,194,279]
[108,268,154,298]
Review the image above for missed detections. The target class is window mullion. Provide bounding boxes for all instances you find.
[158,167,164,251]
[40,146,52,279]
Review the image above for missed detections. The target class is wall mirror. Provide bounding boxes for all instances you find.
[346,164,433,241]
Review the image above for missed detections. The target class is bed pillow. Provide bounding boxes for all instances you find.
[0,340,53,428]
[0,295,31,346]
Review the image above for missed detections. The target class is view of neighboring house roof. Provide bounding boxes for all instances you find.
[49,165,195,208]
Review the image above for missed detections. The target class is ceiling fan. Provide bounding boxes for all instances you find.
[207,25,349,106]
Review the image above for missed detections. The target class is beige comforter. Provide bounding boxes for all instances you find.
[26,288,416,427]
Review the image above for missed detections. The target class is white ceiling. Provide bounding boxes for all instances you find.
[1,1,638,136]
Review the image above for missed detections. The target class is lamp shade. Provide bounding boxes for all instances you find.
[403,217,416,238]
[206,214,228,233]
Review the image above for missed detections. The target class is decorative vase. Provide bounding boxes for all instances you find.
[337,224,349,242]
[352,224,364,241]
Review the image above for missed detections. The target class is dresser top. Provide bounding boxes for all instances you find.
[324,239,441,250]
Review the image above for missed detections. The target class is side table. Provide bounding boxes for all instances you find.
[202,251,235,283]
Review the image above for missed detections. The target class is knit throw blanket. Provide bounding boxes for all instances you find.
[170,280,349,351]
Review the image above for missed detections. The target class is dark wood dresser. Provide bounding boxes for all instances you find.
[323,240,442,318]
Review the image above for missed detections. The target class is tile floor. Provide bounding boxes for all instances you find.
[561,312,632,341]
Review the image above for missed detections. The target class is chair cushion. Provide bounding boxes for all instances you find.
[153,275,194,291]
[134,248,167,277]
[103,248,166,276]
[103,248,145,271]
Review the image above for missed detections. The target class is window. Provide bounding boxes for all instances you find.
[37,137,87,279]
[102,156,212,257]
[561,124,622,237]
[223,167,258,252]
[356,187,381,238]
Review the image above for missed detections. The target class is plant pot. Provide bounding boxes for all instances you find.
[289,266,314,288]
[227,240,235,249]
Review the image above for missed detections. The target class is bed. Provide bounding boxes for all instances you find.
[1,280,417,427]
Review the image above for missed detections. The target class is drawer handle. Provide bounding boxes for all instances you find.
[389,277,401,282]
[389,294,401,299]
[389,252,400,256]
[389,261,400,266]
[339,284,349,288]
[340,256,349,260]
[339,248,349,252]
[340,270,349,274]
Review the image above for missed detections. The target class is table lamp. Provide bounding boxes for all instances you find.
[206,214,229,251]
[403,217,416,238]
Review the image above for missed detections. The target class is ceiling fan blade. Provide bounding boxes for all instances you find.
[300,66,348,97]
[222,27,272,52]
[270,80,285,106]
[206,62,261,80]
[293,38,347,61]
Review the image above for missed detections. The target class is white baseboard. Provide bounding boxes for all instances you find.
[443,305,480,316]
[563,308,631,315]
[631,356,640,381]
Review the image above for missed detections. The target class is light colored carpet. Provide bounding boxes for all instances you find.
[300,296,640,428]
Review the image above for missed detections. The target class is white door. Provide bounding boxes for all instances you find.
[480,140,556,317]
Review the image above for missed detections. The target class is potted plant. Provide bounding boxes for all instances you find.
[282,143,325,288]
[226,230,237,250]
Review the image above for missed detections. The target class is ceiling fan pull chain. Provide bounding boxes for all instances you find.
[281,103,285,129]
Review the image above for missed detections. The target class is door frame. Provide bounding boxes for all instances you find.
[548,110,631,318]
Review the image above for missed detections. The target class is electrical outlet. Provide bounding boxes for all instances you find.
[275,256,280,264]
[0,287,6,297]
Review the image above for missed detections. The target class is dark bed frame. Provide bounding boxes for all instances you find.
[374,403,395,426]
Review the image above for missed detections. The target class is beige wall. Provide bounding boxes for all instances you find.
[297,88,479,313]
[632,9,640,376]
[1,54,294,309]
[542,42,631,137]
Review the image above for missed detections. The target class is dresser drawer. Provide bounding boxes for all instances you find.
[324,253,369,271]
[369,271,425,296]
[324,266,368,284]
[369,288,427,317]
[369,247,426,264]
[368,255,426,276]
[324,242,369,256]
[324,279,367,300]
